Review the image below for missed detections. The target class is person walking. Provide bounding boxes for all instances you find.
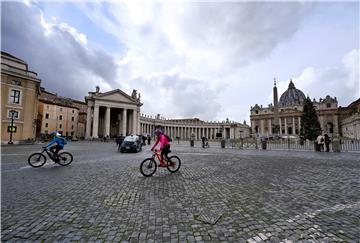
[316,134,325,152]
[324,134,331,152]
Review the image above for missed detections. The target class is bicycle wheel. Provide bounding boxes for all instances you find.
[57,152,73,166]
[140,158,157,177]
[167,156,181,173]
[28,153,46,168]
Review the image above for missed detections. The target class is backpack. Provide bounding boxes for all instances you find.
[164,134,172,142]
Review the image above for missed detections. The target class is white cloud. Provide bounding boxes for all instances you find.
[276,49,359,106]
[1,2,118,100]
[80,2,314,119]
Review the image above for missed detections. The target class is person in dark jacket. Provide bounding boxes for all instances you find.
[324,134,331,152]
[147,135,151,145]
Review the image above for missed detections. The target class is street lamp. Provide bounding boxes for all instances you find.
[8,110,17,144]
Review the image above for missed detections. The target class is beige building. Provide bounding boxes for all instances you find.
[1,51,41,144]
[38,88,82,138]
[85,87,250,139]
[339,98,360,140]
[250,79,339,138]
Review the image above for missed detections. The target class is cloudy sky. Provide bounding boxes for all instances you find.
[1,1,359,123]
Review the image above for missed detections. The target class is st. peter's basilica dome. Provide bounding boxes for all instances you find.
[279,80,306,107]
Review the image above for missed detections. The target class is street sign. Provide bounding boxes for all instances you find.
[7,126,16,133]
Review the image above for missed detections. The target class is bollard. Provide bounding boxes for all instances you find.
[261,140,267,150]
[332,137,341,152]
[221,139,226,148]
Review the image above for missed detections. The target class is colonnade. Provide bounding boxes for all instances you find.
[85,104,139,138]
[252,116,302,136]
[140,123,225,140]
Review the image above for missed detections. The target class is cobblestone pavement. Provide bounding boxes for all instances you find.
[1,141,360,242]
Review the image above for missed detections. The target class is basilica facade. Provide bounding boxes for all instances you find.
[250,80,339,138]
[84,87,250,140]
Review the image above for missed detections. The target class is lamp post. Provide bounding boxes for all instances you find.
[8,110,16,144]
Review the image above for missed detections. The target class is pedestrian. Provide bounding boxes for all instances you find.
[324,134,331,152]
[316,134,325,152]
[142,135,147,146]
[201,136,206,148]
[147,135,151,145]
[117,134,125,152]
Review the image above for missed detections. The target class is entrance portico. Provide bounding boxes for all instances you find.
[85,88,142,138]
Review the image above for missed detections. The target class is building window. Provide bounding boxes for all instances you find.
[59,115,63,120]
[71,132,74,136]
[326,103,331,108]
[45,113,49,119]
[10,89,21,104]
[71,117,74,121]
[71,125,74,129]
[12,80,22,86]
[8,110,19,119]
[46,105,49,109]
[45,123,48,128]
[72,110,74,113]
[45,130,48,134]
[59,124,62,129]
[59,108,63,112]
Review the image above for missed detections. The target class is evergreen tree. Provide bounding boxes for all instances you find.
[300,97,322,141]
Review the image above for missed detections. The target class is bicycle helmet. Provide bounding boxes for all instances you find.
[155,128,162,135]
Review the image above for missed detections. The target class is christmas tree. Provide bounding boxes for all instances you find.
[300,97,322,141]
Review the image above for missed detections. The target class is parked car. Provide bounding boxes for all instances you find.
[119,135,142,153]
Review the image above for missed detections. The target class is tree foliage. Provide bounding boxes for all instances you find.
[300,97,322,141]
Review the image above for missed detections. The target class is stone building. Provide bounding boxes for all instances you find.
[1,51,41,144]
[38,88,81,138]
[85,87,250,139]
[140,115,250,140]
[250,79,339,138]
[339,98,360,139]
[85,87,142,138]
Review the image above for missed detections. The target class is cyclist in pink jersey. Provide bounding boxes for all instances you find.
[151,129,171,167]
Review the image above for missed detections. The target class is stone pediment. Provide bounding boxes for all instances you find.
[93,89,140,105]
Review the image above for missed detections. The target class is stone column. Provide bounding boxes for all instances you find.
[260,120,265,136]
[292,117,296,135]
[334,115,339,135]
[268,119,272,135]
[132,109,137,134]
[137,111,141,135]
[284,118,288,135]
[279,118,282,135]
[298,117,301,133]
[86,105,92,138]
[122,108,127,136]
[104,106,111,137]
[92,105,99,138]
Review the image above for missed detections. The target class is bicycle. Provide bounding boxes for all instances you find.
[140,149,181,177]
[28,147,73,168]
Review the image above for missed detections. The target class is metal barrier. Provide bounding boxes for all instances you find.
[341,139,360,152]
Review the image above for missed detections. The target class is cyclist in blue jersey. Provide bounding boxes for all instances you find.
[44,131,67,160]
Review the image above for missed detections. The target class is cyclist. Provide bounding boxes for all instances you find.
[44,131,67,161]
[151,129,171,167]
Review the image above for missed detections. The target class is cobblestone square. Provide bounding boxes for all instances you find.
[2,141,359,242]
